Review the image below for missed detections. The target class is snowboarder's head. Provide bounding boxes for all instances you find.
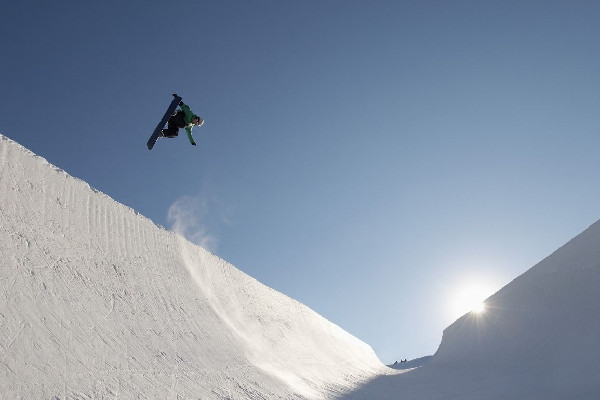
[193,115,204,127]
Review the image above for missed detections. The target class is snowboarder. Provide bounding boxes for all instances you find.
[161,99,204,146]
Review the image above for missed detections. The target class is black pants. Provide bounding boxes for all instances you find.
[163,111,186,138]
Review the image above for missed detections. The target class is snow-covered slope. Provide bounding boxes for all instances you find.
[431,218,600,398]
[4,132,599,399]
[0,134,386,399]
[343,219,600,399]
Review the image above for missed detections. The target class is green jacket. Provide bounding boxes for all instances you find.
[179,102,200,145]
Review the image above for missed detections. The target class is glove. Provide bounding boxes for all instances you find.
[179,101,183,106]
[191,142,197,146]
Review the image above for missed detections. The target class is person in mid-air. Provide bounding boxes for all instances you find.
[161,100,204,146]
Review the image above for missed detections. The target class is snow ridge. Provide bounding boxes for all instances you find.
[431,219,600,397]
[342,219,600,400]
[0,134,385,399]
[4,132,599,399]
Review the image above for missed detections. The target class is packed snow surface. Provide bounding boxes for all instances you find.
[347,218,600,399]
[0,134,387,399]
[1,133,600,399]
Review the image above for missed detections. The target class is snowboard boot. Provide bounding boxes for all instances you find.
[161,129,178,138]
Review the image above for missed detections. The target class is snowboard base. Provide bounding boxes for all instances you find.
[147,94,182,150]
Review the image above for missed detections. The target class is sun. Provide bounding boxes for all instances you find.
[470,300,486,314]
[452,283,491,317]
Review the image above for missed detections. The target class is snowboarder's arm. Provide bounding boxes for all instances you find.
[180,101,198,145]
[185,126,196,146]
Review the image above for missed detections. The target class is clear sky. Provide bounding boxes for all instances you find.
[2,0,600,363]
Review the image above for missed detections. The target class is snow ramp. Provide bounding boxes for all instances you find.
[342,219,600,399]
[430,217,600,398]
[0,134,385,399]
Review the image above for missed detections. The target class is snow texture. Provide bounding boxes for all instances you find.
[2,132,600,399]
[344,220,600,399]
[0,134,387,399]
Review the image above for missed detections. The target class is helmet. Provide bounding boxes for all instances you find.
[194,115,204,126]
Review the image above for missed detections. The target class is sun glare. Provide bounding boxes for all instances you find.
[452,283,491,318]
[471,301,486,314]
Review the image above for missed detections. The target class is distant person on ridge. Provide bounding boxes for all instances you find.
[161,98,204,146]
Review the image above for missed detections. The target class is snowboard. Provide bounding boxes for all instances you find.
[147,94,183,150]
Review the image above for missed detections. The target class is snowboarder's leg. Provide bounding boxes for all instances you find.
[147,94,183,150]
[162,113,182,138]
[174,111,186,128]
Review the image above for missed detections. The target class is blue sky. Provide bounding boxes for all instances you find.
[2,0,600,363]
